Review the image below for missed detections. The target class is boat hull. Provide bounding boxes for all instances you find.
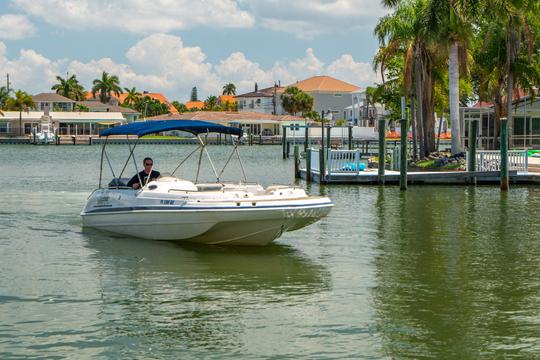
[81,203,331,246]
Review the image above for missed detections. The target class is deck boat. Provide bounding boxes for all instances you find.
[81,120,333,246]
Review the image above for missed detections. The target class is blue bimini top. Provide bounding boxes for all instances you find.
[99,120,243,137]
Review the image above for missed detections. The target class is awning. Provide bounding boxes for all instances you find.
[99,120,243,137]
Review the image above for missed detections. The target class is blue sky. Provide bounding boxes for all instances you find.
[0,0,386,101]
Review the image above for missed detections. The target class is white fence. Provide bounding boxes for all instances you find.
[466,150,528,173]
[308,148,368,175]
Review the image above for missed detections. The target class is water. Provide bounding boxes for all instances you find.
[1,144,540,359]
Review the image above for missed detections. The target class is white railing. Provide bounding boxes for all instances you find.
[310,149,320,172]
[326,149,367,176]
[466,150,528,173]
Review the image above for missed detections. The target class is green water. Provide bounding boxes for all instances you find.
[1,144,540,359]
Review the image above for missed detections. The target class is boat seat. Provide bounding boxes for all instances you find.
[196,183,224,191]
[108,178,131,188]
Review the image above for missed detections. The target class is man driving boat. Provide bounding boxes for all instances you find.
[127,157,160,189]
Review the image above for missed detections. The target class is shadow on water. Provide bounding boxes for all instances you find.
[371,186,540,359]
[80,229,330,352]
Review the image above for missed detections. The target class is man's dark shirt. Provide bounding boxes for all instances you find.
[127,170,160,188]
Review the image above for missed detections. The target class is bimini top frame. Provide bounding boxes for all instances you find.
[97,120,246,189]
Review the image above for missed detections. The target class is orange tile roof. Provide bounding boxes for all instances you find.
[185,101,205,110]
[147,111,306,123]
[117,92,179,114]
[218,95,236,104]
[288,75,360,93]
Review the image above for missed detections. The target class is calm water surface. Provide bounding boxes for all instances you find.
[1,144,540,359]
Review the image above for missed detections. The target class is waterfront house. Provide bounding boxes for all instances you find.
[0,111,125,136]
[115,92,178,114]
[236,83,284,114]
[76,100,139,122]
[461,92,540,149]
[185,101,205,111]
[147,111,307,136]
[32,93,75,112]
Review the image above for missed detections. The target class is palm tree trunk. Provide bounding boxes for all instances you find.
[449,41,463,154]
[414,46,425,158]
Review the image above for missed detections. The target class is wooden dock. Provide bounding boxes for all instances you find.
[300,168,540,185]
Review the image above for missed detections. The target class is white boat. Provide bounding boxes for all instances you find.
[81,120,333,246]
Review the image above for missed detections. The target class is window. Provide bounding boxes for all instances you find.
[0,121,9,133]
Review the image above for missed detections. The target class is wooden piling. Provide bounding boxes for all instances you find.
[378,119,386,184]
[89,136,93,145]
[326,126,331,150]
[468,119,478,184]
[500,118,509,191]
[282,126,287,159]
[348,125,353,150]
[304,126,309,153]
[32,128,36,145]
[72,135,76,145]
[286,141,291,158]
[400,118,408,190]
[294,145,300,179]
[306,148,312,182]
[319,148,325,183]
[55,129,59,145]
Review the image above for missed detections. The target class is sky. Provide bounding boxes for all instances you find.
[0,0,387,102]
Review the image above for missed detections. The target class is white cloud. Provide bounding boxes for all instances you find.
[0,42,63,93]
[0,35,377,100]
[11,0,254,34]
[245,0,387,39]
[0,14,36,40]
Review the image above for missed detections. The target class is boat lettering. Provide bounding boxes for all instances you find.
[160,200,175,205]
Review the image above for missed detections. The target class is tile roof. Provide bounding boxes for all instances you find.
[288,75,360,93]
[146,111,305,123]
[236,86,284,98]
[33,93,75,102]
[218,95,236,103]
[86,91,179,114]
[76,100,139,114]
[185,101,205,110]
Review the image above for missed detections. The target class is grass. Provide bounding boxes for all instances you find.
[141,135,187,140]
[415,159,435,169]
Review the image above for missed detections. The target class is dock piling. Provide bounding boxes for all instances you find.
[400,98,408,190]
[378,119,386,184]
[468,119,478,184]
[500,118,509,191]
[326,126,331,150]
[32,128,36,145]
[294,145,300,179]
[282,126,287,159]
[306,148,312,182]
[304,126,309,153]
[348,125,352,150]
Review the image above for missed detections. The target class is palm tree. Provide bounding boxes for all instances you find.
[6,90,35,135]
[122,87,140,107]
[280,86,314,116]
[172,101,187,113]
[0,86,11,109]
[204,96,218,111]
[51,74,86,101]
[75,104,89,112]
[92,71,121,103]
[222,83,236,95]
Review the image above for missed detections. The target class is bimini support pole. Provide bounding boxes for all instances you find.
[171,145,202,177]
[196,134,220,182]
[217,141,240,180]
[118,135,141,182]
[98,137,108,188]
[233,136,248,182]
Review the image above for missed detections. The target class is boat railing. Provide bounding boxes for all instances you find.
[466,150,528,173]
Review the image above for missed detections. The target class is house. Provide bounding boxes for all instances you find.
[290,76,361,120]
[116,92,179,114]
[218,95,237,110]
[185,101,205,110]
[147,111,307,136]
[0,111,125,136]
[461,92,540,149]
[32,93,75,112]
[76,100,139,122]
[236,84,284,114]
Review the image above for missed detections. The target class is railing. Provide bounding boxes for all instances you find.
[466,150,528,173]
[326,149,368,176]
[310,149,320,173]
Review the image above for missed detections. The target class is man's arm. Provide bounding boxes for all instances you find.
[126,173,140,188]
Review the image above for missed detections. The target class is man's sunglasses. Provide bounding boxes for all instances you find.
[145,163,153,166]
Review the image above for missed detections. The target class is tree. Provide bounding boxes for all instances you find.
[0,86,12,110]
[122,87,140,107]
[190,87,198,102]
[222,83,236,95]
[204,95,218,111]
[280,86,314,116]
[5,90,35,135]
[91,71,121,103]
[51,74,86,101]
[172,101,187,113]
[134,96,170,117]
[75,104,89,112]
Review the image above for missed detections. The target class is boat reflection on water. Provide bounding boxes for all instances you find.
[81,228,330,352]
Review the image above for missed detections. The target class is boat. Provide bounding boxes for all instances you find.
[81,120,333,246]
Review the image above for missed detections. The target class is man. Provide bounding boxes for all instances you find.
[127,157,160,189]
